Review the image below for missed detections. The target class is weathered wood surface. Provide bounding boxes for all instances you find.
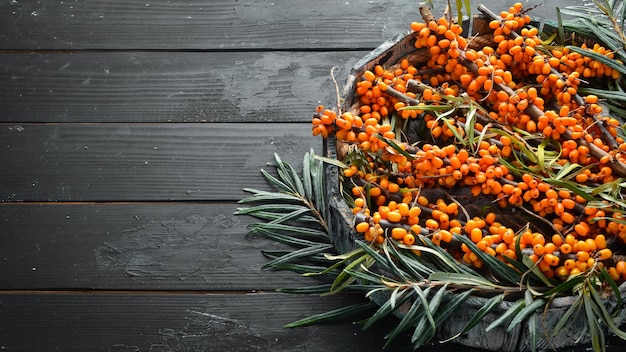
[0,52,361,123]
[0,0,414,50]
[0,203,331,291]
[0,292,418,351]
[0,123,319,202]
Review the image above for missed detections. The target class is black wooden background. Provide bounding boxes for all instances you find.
[0,0,619,351]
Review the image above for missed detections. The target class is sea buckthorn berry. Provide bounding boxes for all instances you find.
[403,233,416,246]
[391,227,408,240]
[597,248,613,261]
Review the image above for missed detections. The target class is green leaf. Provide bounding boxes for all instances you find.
[262,243,334,269]
[588,283,626,340]
[413,284,436,331]
[414,289,473,348]
[599,267,623,310]
[329,254,373,294]
[543,274,586,296]
[583,290,605,352]
[268,208,315,225]
[234,203,310,215]
[443,293,505,341]
[312,156,326,216]
[410,283,448,347]
[272,263,340,276]
[384,286,432,345]
[525,290,539,352]
[398,242,461,273]
[375,134,415,161]
[386,240,426,281]
[443,118,467,146]
[522,255,555,288]
[343,267,386,285]
[251,227,324,247]
[250,223,329,241]
[429,272,499,288]
[238,190,303,204]
[557,7,565,45]
[356,239,390,263]
[314,154,349,169]
[382,240,412,282]
[259,167,294,193]
[486,298,525,332]
[507,296,547,332]
[284,302,377,328]
[362,288,413,330]
[456,235,522,285]
[302,150,314,201]
[551,293,584,337]
[276,284,335,294]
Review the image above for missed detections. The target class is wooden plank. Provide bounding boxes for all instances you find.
[0,203,332,291]
[0,291,418,351]
[0,291,607,351]
[0,51,361,123]
[0,0,580,51]
[0,123,320,202]
[0,0,415,50]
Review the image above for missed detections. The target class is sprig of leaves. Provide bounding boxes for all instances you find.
[238,150,626,351]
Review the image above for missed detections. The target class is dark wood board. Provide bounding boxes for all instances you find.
[0,51,361,123]
[0,203,333,291]
[0,291,417,352]
[0,0,415,50]
[0,122,320,202]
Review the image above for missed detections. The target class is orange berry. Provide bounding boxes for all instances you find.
[391,227,408,240]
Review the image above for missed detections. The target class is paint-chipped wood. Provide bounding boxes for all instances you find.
[0,51,361,123]
[0,123,320,202]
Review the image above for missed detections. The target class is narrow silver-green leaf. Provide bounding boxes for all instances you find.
[486,299,525,332]
[429,272,499,288]
[410,283,448,345]
[276,284,334,294]
[551,293,584,337]
[312,157,326,216]
[588,283,626,340]
[284,302,377,328]
[414,289,473,348]
[251,223,329,241]
[262,243,333,269]
[443,293,505,341]
[522,255,555,288]
[234,203,310,215]
[398,243,461,273]
[314,154,349,169]
[302,150,314,201]
[385,292,426,346]
[251,227,323,247]
[507,296,547,332]
[363,288,413,330]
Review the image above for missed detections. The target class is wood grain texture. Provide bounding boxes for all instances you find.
[0,123,320,202]
[0,203,331,291]
[0,291,602,352]
[0,51,361,123]
[0,291,417,352]
[0,0,415,50]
